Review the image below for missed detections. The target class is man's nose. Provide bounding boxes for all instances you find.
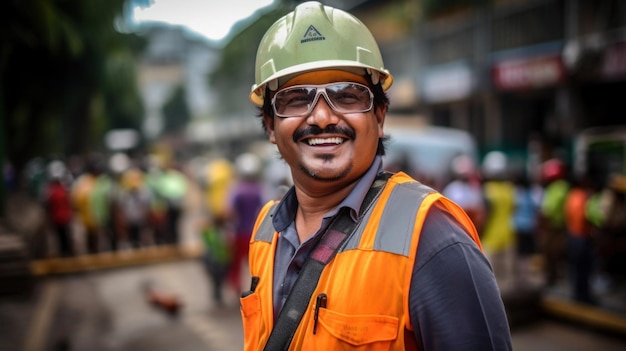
[306,93,339,127]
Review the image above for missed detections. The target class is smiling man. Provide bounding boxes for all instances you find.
[240,2,513,350]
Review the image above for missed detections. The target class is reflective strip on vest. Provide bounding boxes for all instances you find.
[253,180,434,257]
[255,204,277,243]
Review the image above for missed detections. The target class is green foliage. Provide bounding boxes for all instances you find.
[0,0,146,175]
[209,4,292,115]
[161,85,191,134]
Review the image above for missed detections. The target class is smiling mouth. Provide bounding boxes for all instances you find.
[306,137,345,146]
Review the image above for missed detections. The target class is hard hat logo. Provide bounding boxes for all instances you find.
[250,1,393,106]
[302,25,325,43]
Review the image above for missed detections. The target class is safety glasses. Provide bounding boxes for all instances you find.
[271,82,374,118]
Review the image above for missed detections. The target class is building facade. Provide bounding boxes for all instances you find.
[350,0,626,176]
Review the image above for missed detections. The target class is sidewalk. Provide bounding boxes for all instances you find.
[497,255,626,336]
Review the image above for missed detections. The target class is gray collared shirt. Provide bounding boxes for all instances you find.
[271,156,383,319]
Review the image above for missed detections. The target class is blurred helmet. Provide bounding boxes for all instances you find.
[109,152,130,175]
[482,151,508,179]
[206,158,234,185]
[450,154,476,178]
[47,160,66,180]
[250,1,393,106]
[235,153,262,179]
[121,168,144,190]
[541,158,566,183]
[609,173,626,193]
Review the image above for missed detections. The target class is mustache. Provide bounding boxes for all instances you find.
[293,125,356,142]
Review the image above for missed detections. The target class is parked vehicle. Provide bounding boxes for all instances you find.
[382,116,479,190]
[572,125,626,187]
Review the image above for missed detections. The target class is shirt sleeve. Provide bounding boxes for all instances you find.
[409,202,512,351]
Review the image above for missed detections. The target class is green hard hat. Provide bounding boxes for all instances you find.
[250,1,393,106]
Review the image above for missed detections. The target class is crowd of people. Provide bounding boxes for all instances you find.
[23,149,283,308]
[199,152,277,306]
[438,152,626,305]
[27,142,625,314]
[35,153,190,257]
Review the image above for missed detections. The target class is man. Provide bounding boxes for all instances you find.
[442,154,486,230]
[538,158,570,286]
[226,152,265,293]
[241,2,512,350]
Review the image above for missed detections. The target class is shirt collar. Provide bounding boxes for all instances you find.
[272,156,383,232]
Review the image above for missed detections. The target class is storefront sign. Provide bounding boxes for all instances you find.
[421,62,474,103]
[492,55,565,91]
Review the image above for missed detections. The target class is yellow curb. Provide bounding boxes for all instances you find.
[541,296,626,335]
[30,245,203,276]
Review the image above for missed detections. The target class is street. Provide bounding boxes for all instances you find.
[1,184,625,350]
[17,259,244,351]
[0,258,622,351]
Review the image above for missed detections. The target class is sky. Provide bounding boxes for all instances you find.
[132,0,275,42]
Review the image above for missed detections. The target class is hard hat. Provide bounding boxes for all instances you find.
[541,158,566,183]
[450,154,476,178]
[121,168,144,189]
[47,160,66,180]
[235,153,262,179]
[250,1,393,106]
[109,152,130,175]
[482,151,508,179]
[206,158,234,185]
[609,173,626,193]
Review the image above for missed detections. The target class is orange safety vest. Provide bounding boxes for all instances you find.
[241,172,481,351]
[564,188,590,238]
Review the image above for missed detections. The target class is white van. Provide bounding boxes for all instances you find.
[382,116,479,190]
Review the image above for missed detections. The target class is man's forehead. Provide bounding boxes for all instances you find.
[282,70,368,88]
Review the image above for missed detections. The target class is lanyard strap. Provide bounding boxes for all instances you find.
[263,172,390,351]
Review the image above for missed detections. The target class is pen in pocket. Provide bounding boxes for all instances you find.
[313,293,327,334]
[241,276,260,298]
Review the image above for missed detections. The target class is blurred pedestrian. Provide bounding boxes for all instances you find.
[152,161,189,245]
[71,156,105,254]
[117,167,153,249]
[480,151,517,291]
[44,160,74,257]
[511,170,540,288]
[442,154,486,231]
[91,167,117,251]
[225,152,265,293]
[538,158,570,286]
[144,160,169,246]
[200,215,232,307]
[564,174,596,304]
[204,157,235,220]
[593,174,626,292]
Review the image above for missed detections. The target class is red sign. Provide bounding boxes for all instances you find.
[492,55,565,91]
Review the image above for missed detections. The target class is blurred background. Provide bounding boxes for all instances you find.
[1,0,625,350]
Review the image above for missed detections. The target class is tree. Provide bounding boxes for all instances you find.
[0,0,145,179]
[161,85,191,135]
[209,3,292,116]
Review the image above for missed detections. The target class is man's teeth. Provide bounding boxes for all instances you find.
[308,137,344,146]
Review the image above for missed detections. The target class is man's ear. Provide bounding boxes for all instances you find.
[263,113,277,144]
[375,104,387,138]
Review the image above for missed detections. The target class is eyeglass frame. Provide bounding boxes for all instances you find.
[270,81,375,118]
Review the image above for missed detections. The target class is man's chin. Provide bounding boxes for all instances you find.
[300,163,352,183]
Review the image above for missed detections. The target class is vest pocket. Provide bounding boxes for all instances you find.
[240,293,262,350]
[305,307,399,350]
